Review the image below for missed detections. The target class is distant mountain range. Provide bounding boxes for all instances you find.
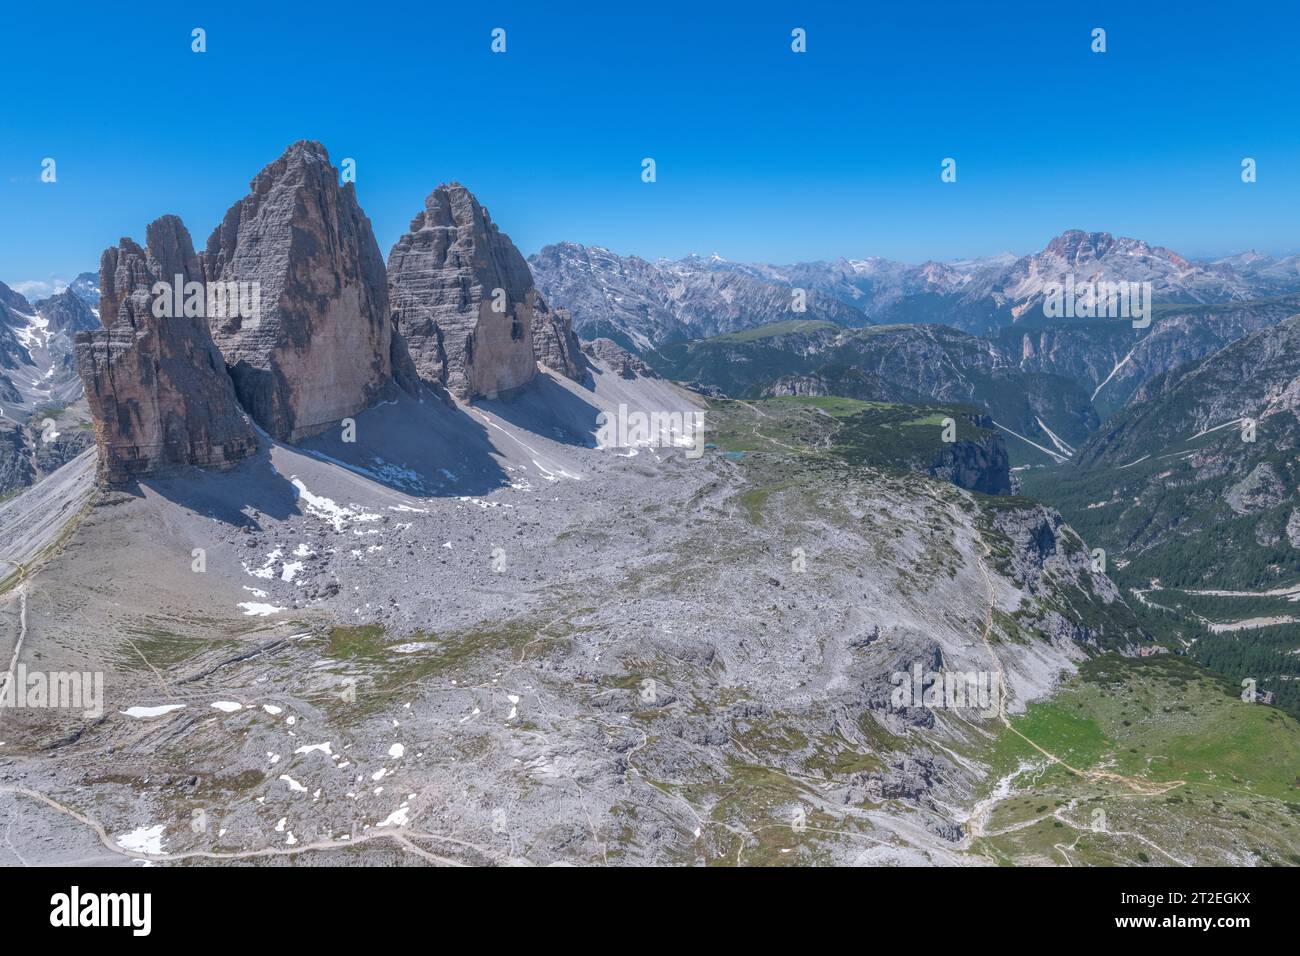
[0,276,100,494]
[0,272,100,413]
[531,231,1300,343]
[525,232,1300,472]
[527,242,869,351]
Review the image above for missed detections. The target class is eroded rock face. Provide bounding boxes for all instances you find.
[533,306,586,381]
[927,417,1012,495]
[203,141,408,441]
[387,184,552,400]
[582,338,658,380]
[36,289,99,337]
[1226,462,1288,515]
[0,418,94,497]
[75,216,257,485]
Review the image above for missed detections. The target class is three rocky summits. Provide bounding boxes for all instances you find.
[75,141,585,485]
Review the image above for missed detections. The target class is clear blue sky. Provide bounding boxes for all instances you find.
[3,0,1298,297]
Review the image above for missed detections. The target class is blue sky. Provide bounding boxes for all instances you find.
[3,0,1298,296]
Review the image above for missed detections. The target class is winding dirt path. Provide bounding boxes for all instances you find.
[969,529,1184,797]
[0,580,29,718]
[959,514,1190,866]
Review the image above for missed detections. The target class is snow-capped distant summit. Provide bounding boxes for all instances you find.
[66,272,101,314]
[986,229,1271,325]
[0,278,98,416]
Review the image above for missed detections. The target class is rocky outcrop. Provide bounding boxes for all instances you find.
[387,184,557,400]
[75,216,258,485]
[37,290,99,337]
[533,306,586,381]
[985,501,1135,647]
[928,428,1011,495]
[203,141,410,441]
[1287,510,1300,549]
[1226,462,1288,515]
[582,338,658,380]
[0,422,35,494]
[765,366,897,402]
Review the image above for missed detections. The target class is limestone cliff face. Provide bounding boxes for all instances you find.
[533,306,586,381]
[582,338,658,380]
[75,216,257,485]
[203,140,410,441]
[928,430,1011,495]
[987,503,1135,647]
[389,184,574,400]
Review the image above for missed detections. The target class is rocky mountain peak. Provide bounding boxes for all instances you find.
[146,214,204,289]
[76,215,257,485]
[1043,229,1118,263]
[99,214,202,331]
[388,183,565,400]
[35,288,97,336]
[0,280,34,316]
[242,140,335,202]
[203,141,410,441]
[66,271,101,312]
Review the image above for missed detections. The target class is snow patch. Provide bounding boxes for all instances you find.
[376,805,410,828]
[238,602,286,617]
[290,476,381,531]
[116,824,166,855]
[279,774,308,793]
[120,704,185,719]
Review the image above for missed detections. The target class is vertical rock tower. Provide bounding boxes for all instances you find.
[387,183,581,400]
[203,140,411,440]
[75,216,258,484]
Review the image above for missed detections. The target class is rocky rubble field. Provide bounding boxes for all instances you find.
[0,353,1179,866]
